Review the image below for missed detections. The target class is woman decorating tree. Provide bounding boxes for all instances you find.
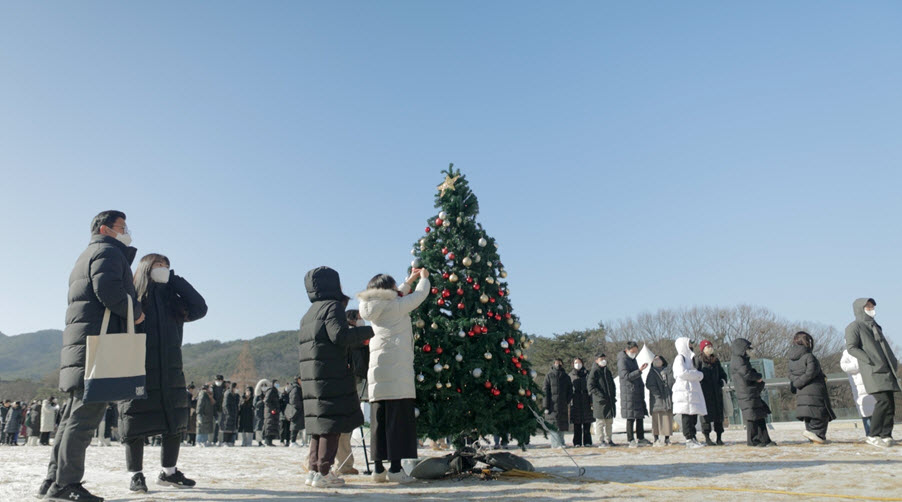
[358,267,430,484]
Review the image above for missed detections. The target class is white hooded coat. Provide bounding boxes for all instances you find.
[840,350,876,418]
[40,399,58,433]
[671,337,708,416]
[358,278,430,402]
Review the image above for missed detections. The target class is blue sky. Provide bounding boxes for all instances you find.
[2,2,901,347]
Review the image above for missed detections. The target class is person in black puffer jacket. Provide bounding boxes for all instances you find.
[263,380,282,446]
[730,338,774,447]
[618,342,649,446]
[284,377,305,447]
[237,386,255,446]
[695,340,728,445]
[645,355,674,446]
[40,211,144,502]
[788,331,835,444]
[543,359,573,446]
[221,383,240,446]
[569,358,593,447]
[588,354,617,447]
[299,266,374,486]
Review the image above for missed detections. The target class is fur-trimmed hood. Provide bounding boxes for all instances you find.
[255,378,271,397]
[357,288,401,323]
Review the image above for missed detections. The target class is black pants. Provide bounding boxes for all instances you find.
[45,391,107,487]
[700,414,724,435]
[746,419,771,446]
[40,432,51,445]
[572,423,592,446]
[222,432,237,444]
[625,419,645,441]
[804,417,829,440]
[187,433,196,445]
[280,419,291,444]
[871,391,896,438]
[290,428,302,442]
[371,399,417,461]
[681,414,698,440]
[123,433,181,472]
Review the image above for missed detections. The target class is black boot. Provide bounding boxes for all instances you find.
[716,432,724,446]
[704,433,716,446]
[130,472,148,493]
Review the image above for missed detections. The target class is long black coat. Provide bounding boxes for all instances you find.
[27,404,41,437]
[543,367,572,431]
[221,390,240,433]
[238,395,255,433]
[61,235,142,392]
[788,344,836,422]
[119,273,207,440]
[588,363,617,419]
[569,368,593,424]
[298,267,373,435]
[253,394,264,432]
[695,354,728,423]
[284,382,305,430]
[730,338,770,421]
[187,396,197,434]
[196,391,215,435]
[263,386,281,438]
[645,360,673,413]
[618,351,647,419]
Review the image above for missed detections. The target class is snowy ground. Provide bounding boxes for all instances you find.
[2,422,901,501]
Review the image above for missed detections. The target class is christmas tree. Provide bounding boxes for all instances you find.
[410,165,542,447]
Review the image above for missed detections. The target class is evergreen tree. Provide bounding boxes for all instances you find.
[410,165,542,447]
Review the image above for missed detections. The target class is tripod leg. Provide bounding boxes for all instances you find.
[360,426,372,474]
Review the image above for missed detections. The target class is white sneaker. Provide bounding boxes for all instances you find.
[372,470,389,483]
[652,439,663,447]
[686,439,705,449]
[881,437,895,447]
[628,440,638,448]
[304,471,316,486]
[290,441,303,449]
[387,470,414,484]
[866,436,889,448]
[803,430,826,444]
[312,472,345,488]
[596,442,609,449]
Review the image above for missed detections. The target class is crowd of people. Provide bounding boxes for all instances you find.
[541,304,898,451]
[11,210,901,501]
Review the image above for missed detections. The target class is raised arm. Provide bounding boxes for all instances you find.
[170,273,208,322]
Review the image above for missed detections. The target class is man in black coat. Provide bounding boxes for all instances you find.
[211,375,225,445]
[543,359,572,445]
[263,380,282,446]
[695,340,729,445]
[221,383,240,446]
[730,338,774,447]
[618,342,649,447]
[40,210,143,502]
[588,354,617,447]
[284,377,305,447]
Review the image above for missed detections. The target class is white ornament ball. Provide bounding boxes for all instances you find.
[484,352,493,360]
[513,322,521,330]
[478,237,487,247]
[445,382,452,388]
[458,330,466,338]
[474,254,481,263]
[411,258,422,268]
[443,364,449,370]
[415,407,420,417]
[530,370,537,378]
[507,319,514,326]
[476,309,483,314]
[506,374,514,382]
[433,363,443,373]
[494,243,499,249]
[515,349,522,357]
[531,394,537,401]
[487,261,493,267]
[500,340,509,349]
[417,373,425,382]
[411,248,416,256]
[472,368,483,378]
[442,220,450,228]
[455,353,463,362]
[518,388,526,396]
[500,270,507,279]
[436,382,443,389]
[439,211,447,220]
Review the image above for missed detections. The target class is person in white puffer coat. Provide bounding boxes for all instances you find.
[40,397,59,446]
[672,337,707,448]
[840,350,877,436]
[357,268,430,484]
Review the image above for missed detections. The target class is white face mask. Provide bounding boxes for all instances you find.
[599,360,607,367]
[865,308,876,318]
[355,319,366,327]
[150,267,170,284]
[574,363,583,370]
[114,229,132,247]
[215,381,223,386]
[628,351,638,360]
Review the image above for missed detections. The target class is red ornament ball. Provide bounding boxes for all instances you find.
[473,284,481,291]
[489,298,496,304]
[437,299,445,306]
[526,390,532,397]
[507,337,515,345]
[466,276,474,284]
[487,311,493,318]
[521,370,527,375]
[423,344,432,353]
[498,291,505,297]
[441,289,451,298]
[492,389,501,397]
[425,227,431,233]
[505,313,512,320]
[457,302,466,310]
[436,347,443,354]
[468,330,475,337]
[442,272,450,280]
[481,326,489,334]
[484,381,492,389]
[457,388,462,393]
[504,349,510,354]
[448,253,456,261]
[495,314,502,321]
[515,362,522,369]
[435,218,444,226]
[430,287,438,295]
[456,288,464,296]
[517,403,524,410]
[441,247,449,255]
[511,357,519,364]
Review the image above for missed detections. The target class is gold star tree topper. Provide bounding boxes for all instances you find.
[436,174,460,197]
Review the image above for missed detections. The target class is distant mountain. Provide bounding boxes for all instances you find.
[0,328,300,387]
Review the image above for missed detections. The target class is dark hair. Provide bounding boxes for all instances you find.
[346,309,360,324]
[91,210,126,235]
[573,357,584,364]
[230,382,237,389]
[272,379,279,385]
[596,353,606,359]
[554,358,563,364]
[367,274,397,291]
[626,341,639,350]
[793,331,813,349]
[216,375,224,380]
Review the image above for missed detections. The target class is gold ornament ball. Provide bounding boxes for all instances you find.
[518,389,526,396]
[513,322,521,330]
[500,270,508,278]
[456,216,462,224]
[449,273,459,283]
[476,309,483,314]
[506,318,514,326]
[486,277,495,285]
[479,294,489,304]
[436,383,443,389]
[462,257,473,267]
[415,319,426,329]
[443,364,450,370]
[431,322,439,330]
[487,261,493,267]
[474,254,481,263]
[445,382,452,388]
